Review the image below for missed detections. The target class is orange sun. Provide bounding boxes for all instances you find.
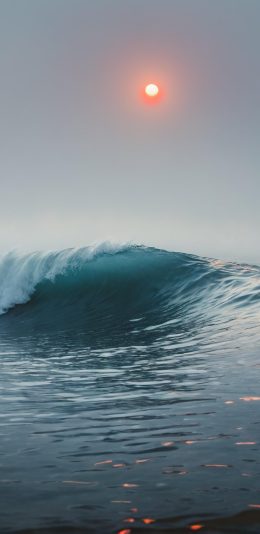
[145,83,159,98]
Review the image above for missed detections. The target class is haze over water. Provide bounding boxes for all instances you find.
[0,0,259,262]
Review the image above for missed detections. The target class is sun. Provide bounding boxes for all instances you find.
[145,83,159,98]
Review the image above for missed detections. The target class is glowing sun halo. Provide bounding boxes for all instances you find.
[145,83,159,98]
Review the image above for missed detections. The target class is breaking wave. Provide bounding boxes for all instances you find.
[0,243,259,343]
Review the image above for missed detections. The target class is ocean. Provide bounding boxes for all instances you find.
[0,243,260,533]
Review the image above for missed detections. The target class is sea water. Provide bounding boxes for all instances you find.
[0,244,260,533]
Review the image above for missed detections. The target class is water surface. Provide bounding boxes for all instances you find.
[1,245,260,533]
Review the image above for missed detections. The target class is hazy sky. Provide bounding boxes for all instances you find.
[0,0,259,262]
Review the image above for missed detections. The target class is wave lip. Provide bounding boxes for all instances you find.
[0,241,130,315]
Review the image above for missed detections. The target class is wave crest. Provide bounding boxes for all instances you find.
[0,242,130,315]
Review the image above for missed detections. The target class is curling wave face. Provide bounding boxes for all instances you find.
[0,243,259,341]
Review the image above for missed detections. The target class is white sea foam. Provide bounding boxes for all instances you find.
[0,241,130,315]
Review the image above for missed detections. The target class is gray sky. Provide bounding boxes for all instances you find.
[0,0,259,262]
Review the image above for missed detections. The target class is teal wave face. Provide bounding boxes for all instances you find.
[0,244,259,348]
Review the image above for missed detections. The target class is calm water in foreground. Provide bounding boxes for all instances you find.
[0,245,260,533]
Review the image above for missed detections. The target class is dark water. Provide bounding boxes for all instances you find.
[0,245,260,533]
